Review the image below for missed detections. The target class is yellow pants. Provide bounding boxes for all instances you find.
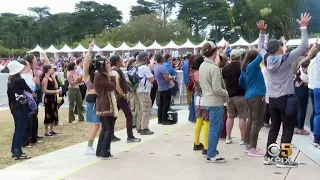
[194,118,209,150]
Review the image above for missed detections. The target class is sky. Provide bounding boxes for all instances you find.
[0,0,138,22]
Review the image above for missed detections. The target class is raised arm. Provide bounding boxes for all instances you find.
[248,54,263,68]
[257,20,268,57]
[93,74,116,92]
[83,40,94,81]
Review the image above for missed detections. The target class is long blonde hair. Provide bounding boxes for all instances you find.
[82,52,92,82]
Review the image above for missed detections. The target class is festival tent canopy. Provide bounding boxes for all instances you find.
[146,40,163,49]
[217,38,228,47]
[179,39,196,49]
[286,38,317,46]
[250,38,259,46]
[28,44,44,53]
[45,45,58,53]
[101,43,117,51]
[230,37,250,47]
[57,44,73,53]
[130,41,147,50]
[163,40,180,49]
[92,44,101,52]
[116,42,131,51]
[196,39,207,48]
[72,44,88,52]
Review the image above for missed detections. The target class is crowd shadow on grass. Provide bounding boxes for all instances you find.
[0,108,134,169]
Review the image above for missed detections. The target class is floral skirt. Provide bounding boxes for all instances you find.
[195,105,209,121]
[44,94,58,124]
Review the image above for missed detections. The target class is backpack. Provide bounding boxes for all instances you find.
[127,65,144,92]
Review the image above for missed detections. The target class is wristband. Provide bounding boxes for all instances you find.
[300,26,307,30]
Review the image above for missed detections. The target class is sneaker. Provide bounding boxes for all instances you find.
[276,159,298,168]
[37,136,43,140]
[248,148,265,157]
[312,139,320,147]
[202,149,207,156]
[100,154,117,160]
[137,129,142,133]
[264,123,271,127]
[206,156,226,163]
[310,133,314,141]
[193,143,204,151]
[263,156,275,165]
[226,137,232,144]
[111,136,121,142]
[294,128,299,134]
[25,144,33,148]
[44,132,53,137]
[140,129,154,135]
[51,131,60,135]
[298,129,310,135]
[85,147,96,155]
[244,146,250,153]
[127,137,141,143]
[239,139,245,145]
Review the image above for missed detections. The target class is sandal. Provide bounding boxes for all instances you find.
[14,154,31,160]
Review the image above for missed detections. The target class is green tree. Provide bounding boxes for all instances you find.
[154,0,177,21]
[130,0,158,19]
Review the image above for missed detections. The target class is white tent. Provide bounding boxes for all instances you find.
[217,38,228,47]
[163,40,180,49]
[147,40,163,49]
[196,39,207,48]
[250,38,259,46]
[57,44,73,53]
[286,38,317,46]
[130,41,147,50]
[28,44,44,53]
[101,43,116,51]
[72,44,88,52]
[230,37,250,47]
[116,42,131,51]
[45,45,58,53]
[92,44,101,52]
[179,39,195,49]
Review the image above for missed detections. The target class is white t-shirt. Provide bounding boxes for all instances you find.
[315,53,320,89]
[21,73,36,93]
[261,66,269,103]
[308,58,315,89]
[136,65,153,93]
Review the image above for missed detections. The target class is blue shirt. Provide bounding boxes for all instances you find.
[239,54,266,100]
[163,60,176,77]
[182,61,189,84]
[154,64,171,91]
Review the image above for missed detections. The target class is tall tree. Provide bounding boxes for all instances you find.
[154,0,177,21]
[27,6,51,19]
[130,0,158,19]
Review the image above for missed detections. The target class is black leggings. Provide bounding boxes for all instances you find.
[158,89,171,123]
[96,116,116,158]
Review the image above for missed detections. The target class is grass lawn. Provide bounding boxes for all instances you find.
[0,107,156,169]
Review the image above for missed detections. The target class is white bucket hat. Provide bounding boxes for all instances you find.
[7,60,25,75]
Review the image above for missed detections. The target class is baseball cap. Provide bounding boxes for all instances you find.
[137,51,148,61]
[202,41,217,57]
[230,49,242,59]
[267,39,282,54]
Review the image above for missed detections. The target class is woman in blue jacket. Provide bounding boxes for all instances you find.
[239,50,266,157]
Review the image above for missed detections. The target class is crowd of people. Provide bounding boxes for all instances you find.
[5,12,319,168]
[6,39,181,160]
[185,13,319,168]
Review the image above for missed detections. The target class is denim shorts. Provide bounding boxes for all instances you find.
[86,102,100,123]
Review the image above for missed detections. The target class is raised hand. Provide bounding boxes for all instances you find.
[256,20,267,33]
[89,40,94,51]
[296,13,311,27]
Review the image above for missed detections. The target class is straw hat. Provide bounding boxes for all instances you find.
[7,60,25,75]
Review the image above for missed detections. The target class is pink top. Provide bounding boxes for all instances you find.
[193,70,199,82]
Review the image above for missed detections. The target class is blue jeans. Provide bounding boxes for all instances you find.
[11,104,29,157]
[314,88,320,140]
[295,85,309,129]
[188,91,196,123]
[309,89,315,132]
[206,106,224,158]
